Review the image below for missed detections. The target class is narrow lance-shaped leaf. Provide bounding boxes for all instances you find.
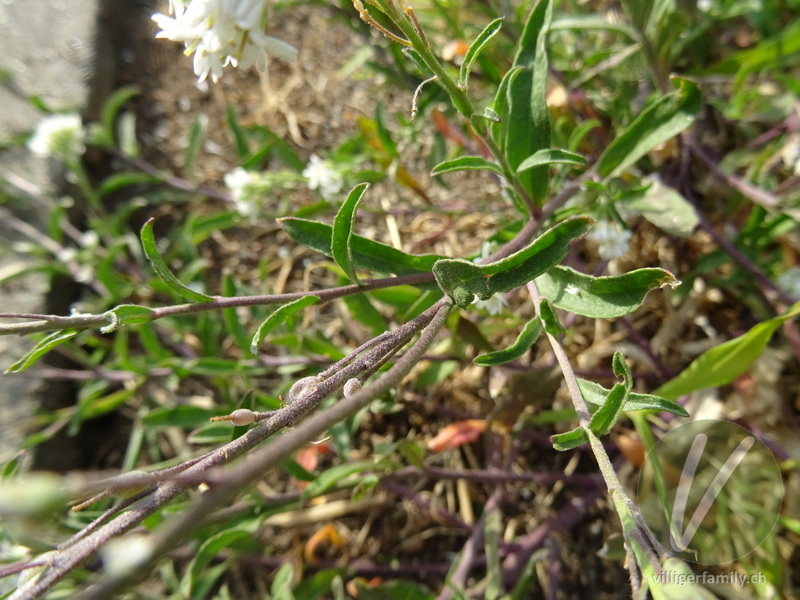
[332,183,370,284]
[279,217,443,275]
[474,318,543,366]
[431,156,504,177]
[6,330,78,374]
[654,301,800,400]
[578,379,688,417]
[490,66,523,148]
[140,219,213,302]
[433,216,592,307]
[595,77,701,180]
[590,351,634,436]
[459,17,504,92]
[538,298,565,336]
[506,0,553,204]
[250,295,320,356]
[612,350,633,393]
[551,426,589,451]
[588,383,628,435]
[516,148,587,172]
[535,265,678,318]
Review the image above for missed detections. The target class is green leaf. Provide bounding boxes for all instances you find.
[402,48,433,76]
[595,77,701,180]
[279,217,443,275]
[6,330,78,373]
[588,383,627,435]
[97,172,164,198]
[459,17,504,92]
[221,274,251,352]
[107,304,155,326]
[507,0,553,203]
[143,405,213,428]
[184,114,207,182]
[577,379,688,416]
[516,148,587,172]
[101,86,138,145]
[474,318,543,366]
[226,105,250,159]
[534,266,678,318]
[430,156,504,177]
[624,177,699,237]
[342,292,386,336]
[433,217,591,307]
[250,295,320,356]
[538,298,565,335]
[550,14,637,40]
[612,350,633,393]
[181,529,251,598]
[490,66,523,148]
[551,426,589,451]
[300,460,378,500]
[332,183,370,283]
[140,219,214,302]
[654,301,800,400]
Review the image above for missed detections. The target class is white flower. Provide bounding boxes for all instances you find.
[27,113,85,161]
[152,0,297,83]
[697,0,713,12]
[302,155,344,200]
[588,220,632,260]
[473,293,508,316]
[224,167,260,217]
[777,266,800,300]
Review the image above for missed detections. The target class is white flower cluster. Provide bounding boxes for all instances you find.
[588,220,632,260]
[27,113,85,162]
[152,0,297,83]
[224,166,260,218]
[302,154,344,200]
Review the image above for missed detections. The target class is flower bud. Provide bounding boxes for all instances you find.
[343,378,362,398]
[288,376,320,404]
[229,409,256,426]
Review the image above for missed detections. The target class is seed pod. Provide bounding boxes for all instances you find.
[229,408,256,426]
[288,376,320,404]
[343,378,362,398]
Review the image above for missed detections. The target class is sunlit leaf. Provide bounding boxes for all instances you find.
[332,183,370,283]
[6,330,77,373]
[577,379,688,416]
[535,265,678,318]
[279,217,443,275]
[140,218,213,302]
[474,318,543,366]
[654,302,800,399]
[430,156,504,176]
[250,295,320,356]
[595,77,701,179]
[460,17,504,92]
[551,426,589,451]
[506,0,553,203]
[433,217,591,307]
[516,148,587,172]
